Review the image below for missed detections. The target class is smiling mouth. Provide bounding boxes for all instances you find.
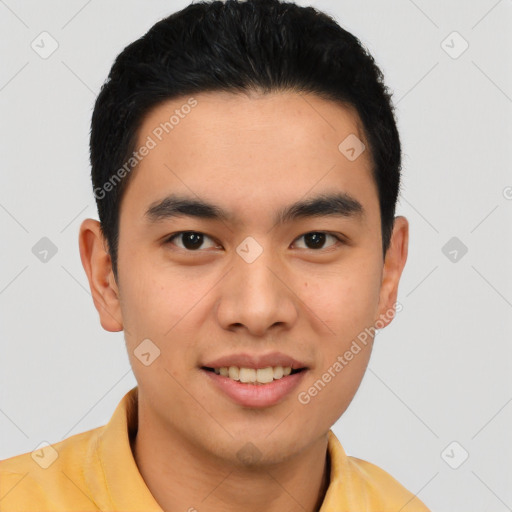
[201,366,306,385]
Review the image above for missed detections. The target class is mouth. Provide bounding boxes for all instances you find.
[201,365,306,385]
[200,364,309,408]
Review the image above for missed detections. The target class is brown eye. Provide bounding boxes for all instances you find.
[166,231,217,251]
[293,232,342,250]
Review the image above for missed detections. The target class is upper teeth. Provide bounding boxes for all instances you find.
[214,366,293,383]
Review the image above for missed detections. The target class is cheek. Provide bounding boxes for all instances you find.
[303,259,381,340]
[118,250,174,325]
[295,322,374,435]
[118,256,212,359]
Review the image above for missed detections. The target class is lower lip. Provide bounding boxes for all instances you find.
[201,369,308,408]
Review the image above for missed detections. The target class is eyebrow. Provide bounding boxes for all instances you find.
[144,191,364,226]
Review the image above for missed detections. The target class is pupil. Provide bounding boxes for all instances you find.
[305,232,325,249]
[179,232,326,251]
[183,232,203,250]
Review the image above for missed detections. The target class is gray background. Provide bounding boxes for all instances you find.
[1,1,511,510]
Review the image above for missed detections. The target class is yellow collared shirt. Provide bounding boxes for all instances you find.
[0,387,430,511]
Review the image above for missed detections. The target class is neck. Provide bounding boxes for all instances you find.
[132,404,331,512]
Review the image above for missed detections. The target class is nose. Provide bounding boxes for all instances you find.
[215,242,298,337]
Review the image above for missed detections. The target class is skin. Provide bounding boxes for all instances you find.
[79,90,408,512]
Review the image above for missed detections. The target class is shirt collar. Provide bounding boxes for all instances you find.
[85,386,350,511]
[85,386,162,511]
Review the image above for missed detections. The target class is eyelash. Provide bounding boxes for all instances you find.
[164,231,346,252]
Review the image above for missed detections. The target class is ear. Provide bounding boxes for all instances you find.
[375,216,409,327]
[78,218,123,332]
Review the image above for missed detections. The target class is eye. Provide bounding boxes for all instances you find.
[293,232,344,251]
[164,231,345,252]
[165,231,219,251]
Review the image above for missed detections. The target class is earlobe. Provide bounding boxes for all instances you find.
[375,216,409,328]
[78,219,123,332]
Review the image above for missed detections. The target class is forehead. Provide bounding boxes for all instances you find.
[119,90,378,227]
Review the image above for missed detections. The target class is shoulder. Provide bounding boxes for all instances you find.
[345,455,431,511]
[326,430,431,511]
[0,426,104,511]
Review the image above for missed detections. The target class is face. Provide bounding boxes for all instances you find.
[80,90,408,467]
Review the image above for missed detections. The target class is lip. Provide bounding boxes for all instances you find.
[201,367,308,408]
[201,351,308,370]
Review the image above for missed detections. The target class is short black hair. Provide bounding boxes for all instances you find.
[90,0,402,282]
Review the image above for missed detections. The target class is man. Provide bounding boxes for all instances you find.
[0,0,430,510]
